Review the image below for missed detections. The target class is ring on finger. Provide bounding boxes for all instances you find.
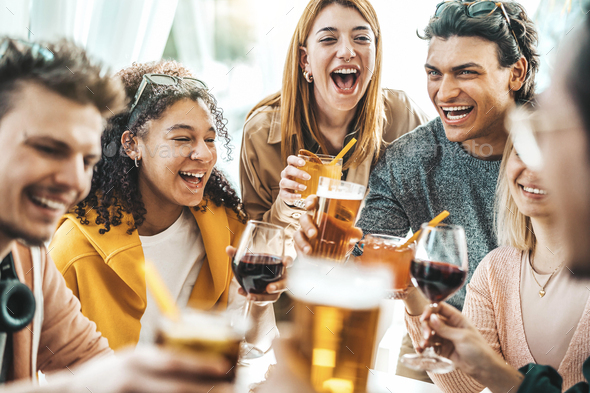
[293,199,306,209]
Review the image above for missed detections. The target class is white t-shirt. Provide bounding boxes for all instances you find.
[138,207,207,344]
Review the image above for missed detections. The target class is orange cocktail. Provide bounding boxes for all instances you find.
[358,234,415,298]
[297,154,343,200]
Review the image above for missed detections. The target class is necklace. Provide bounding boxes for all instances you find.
[529,254,564,298]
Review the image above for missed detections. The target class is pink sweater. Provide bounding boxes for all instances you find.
[405,246,590,393]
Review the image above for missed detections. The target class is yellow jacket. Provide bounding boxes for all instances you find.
[49,201,245,350]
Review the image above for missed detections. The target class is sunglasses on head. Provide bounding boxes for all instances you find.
[0,38,55,62]
[434,1,521,54]
[128,73,208,122]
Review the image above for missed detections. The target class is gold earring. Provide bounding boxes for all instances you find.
[303,70,313,83]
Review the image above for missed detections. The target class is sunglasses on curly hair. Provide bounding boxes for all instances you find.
[0,38,55,61]
[128,73,208,117]
[434,1,521,54]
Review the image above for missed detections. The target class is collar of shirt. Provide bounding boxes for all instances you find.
[267,109,359,165]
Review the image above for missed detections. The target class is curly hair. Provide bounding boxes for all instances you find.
[75,60,246,234]
[420,1,540,105]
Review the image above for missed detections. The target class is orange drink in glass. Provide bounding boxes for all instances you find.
[358,234,415,299]
[297,154,343,200]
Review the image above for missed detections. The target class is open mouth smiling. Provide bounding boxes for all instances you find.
[519,184,548,196]
[29,194,68,211]
[330,66,360,93]
[179,170,206,187]
[441,105,475,121]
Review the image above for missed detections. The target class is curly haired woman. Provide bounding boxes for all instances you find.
[49,61,282,350]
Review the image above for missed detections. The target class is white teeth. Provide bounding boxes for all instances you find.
[442,106,472,112]
[442,105,473,120]
[179,171,205,178]
[333,68,357,74]
[447,112,469,120]
[523,186,547,195]
[31,195,67,210]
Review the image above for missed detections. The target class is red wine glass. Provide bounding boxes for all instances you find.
[232,220,285,360]
[401,223,468,373]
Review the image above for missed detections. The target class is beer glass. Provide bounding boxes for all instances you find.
[232,220,285,359]
[297,154,343,200]
[310,177,366,262]
[401,224,468,373]
[357,234,415,299]
[288,258,390,393]
[155,309,243,381]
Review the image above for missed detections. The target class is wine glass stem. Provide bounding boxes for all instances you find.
[422,346,438,358]
[427,302,440,346]
[242,298,252,322]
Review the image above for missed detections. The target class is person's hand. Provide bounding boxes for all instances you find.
[418,303,523,390]
[279,155,310,203]
[293,196,363,256]
[47,346,234,393]
[418,303,498,375]
[402,284,430,316]
[226,246,293,303]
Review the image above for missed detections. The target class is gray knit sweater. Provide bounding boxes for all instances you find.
[356,117,501,310]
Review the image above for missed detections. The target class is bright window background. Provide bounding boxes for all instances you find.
[3,0,588,189]
[162,0,544,187]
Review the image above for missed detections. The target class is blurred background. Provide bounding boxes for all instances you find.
[0,0,588,187]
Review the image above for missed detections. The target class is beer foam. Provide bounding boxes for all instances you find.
[160,311,243,341]
[315,189,364,200]
[288,258,391,310]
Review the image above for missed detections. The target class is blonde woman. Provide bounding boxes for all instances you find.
[404,139,590,392]
[240,0,428,256]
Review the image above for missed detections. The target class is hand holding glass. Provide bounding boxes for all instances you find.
[400,224,468,373]
[232,220,285,359]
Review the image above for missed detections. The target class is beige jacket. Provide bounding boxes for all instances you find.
[7,241,111,384]
[240,89,429,257]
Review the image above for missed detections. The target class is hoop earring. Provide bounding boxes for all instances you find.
[135,157,139,167]
[303,70,313,83]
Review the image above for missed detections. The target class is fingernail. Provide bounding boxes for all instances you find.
[431,314,439,325]
[269,285,276,292]
[304,246,311,254]
[304,174,311,180]
[307,229,315,237]
[299,159,305,166]
[299,185,307,191]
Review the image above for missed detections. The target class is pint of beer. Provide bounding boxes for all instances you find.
[297,154,343,200]
[357,234,415,297]
[155,310,243,381]
[310,177,366,262]
[289,259,390,393]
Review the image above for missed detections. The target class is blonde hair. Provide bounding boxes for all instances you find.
[246,0,384,170]
[494,138,536,251]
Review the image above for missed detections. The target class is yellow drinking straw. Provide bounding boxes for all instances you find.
[330,138,357,165]
[143,260,180,320]
[401,210,450,248]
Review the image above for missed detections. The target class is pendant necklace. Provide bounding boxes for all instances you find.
[530,255,564,298]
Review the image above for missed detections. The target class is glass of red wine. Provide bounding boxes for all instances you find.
[400,223,468,373]
[232,220,285,360]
